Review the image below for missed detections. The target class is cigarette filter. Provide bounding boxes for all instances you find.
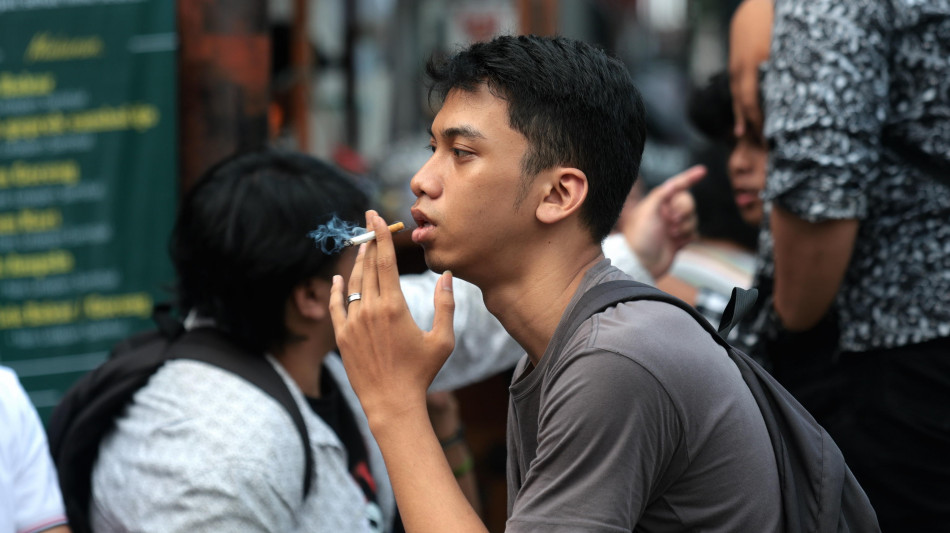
[343,222,405,247]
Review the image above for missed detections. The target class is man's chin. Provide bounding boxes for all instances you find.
[424,254,471,283]
[423,252,448,275]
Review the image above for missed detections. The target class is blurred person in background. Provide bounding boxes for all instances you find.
[653,70,759,328]
[731,0,950,529]
[723,1,844,425]
[1,366,70,533]
[90,151,395,533]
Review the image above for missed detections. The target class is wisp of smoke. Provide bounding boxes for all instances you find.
[308,215,363,254]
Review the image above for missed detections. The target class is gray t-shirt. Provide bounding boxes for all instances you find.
[506,260,782,532]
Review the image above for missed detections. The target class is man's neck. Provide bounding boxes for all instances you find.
[273,337,331,397]
[479,246,604,366]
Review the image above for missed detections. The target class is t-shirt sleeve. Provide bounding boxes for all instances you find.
[0,368,68,533]
[507,351,682,532]
[763,0,890,222]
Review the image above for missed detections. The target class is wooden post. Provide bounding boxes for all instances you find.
[289,0,311,150]
[343,0,358,148]
[177,0,270,192]
[518,0,559,36]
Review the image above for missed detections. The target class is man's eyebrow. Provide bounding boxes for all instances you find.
[428,125,486,140]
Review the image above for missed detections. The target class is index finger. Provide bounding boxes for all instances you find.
[369,212,401,295]
[657,165,706,203]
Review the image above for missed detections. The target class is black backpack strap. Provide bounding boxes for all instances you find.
[167,328,315,499]
[151,301,185,340]
[717,286,759,338]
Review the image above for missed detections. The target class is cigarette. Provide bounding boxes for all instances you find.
[343,222,405,247]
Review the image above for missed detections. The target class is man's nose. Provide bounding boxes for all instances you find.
[410,157,441,199]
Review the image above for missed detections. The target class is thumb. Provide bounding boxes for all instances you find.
[429,270,456,355]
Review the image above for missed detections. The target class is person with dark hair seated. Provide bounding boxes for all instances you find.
[90,151,393,532]
[654,70,763,329]
[679,65,843,424]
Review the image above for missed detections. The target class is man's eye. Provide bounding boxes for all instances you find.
[452,148,472,157]
[425,145,436,153]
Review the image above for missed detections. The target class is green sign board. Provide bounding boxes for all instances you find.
[0,0,177,421]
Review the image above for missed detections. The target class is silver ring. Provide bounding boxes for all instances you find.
[346,293,362,304]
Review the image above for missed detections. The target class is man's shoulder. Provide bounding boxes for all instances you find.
[564,296,746,402]
[556,268,728,379]
[589,297,719,359]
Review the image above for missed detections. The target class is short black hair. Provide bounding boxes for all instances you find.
[687,70,735,143]
[170,150,368,353]
[425,35,647,242]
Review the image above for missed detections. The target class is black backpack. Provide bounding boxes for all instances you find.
[562,280,880,533]
[47,311,314,533]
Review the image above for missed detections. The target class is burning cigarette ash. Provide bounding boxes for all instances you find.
[308,215,404,254]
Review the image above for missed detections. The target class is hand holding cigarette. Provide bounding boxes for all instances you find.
[329,211,456,428]
[343,222,405,247]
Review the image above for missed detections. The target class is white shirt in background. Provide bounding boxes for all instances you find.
[0,366,68,533]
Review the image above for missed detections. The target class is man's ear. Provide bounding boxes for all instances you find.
[291,277,331,322]
[536,167,588,224]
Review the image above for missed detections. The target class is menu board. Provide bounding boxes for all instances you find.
[0,0,177,421]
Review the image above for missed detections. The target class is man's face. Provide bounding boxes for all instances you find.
[409,85,534,282]
[727,128,767,226]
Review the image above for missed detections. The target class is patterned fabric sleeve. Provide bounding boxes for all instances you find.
[763,0,890,222]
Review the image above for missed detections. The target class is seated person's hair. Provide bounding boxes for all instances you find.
[687,70,735,143]
[170,150,368,353]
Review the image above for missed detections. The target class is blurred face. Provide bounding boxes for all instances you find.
[409,85,535,283]
[285,246,358,354]
[727,129,767,226]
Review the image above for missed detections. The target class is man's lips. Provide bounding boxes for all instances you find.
[411,208,435,244]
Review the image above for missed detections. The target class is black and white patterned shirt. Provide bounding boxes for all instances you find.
[762,0,950,352]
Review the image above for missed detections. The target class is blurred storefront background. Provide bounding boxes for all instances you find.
[0,0,178,421]
[267,0,740,222]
